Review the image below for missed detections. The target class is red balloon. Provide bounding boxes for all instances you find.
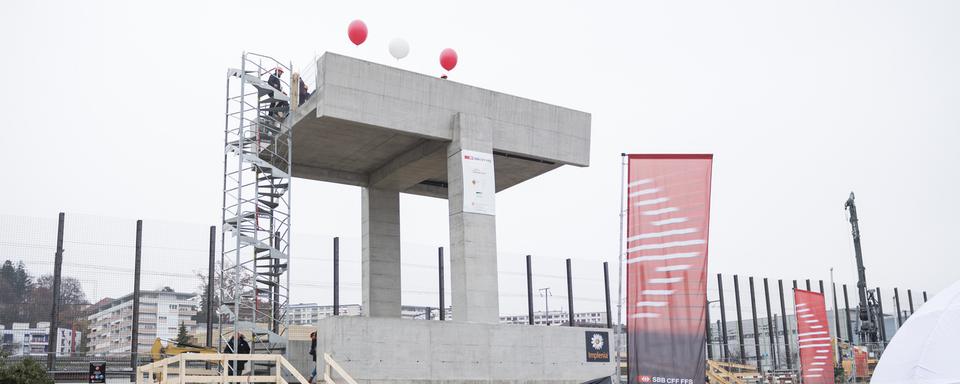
[348,20,367,46]
[439,48,458,71]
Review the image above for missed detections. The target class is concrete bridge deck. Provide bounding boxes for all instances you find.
[288,52,591,199]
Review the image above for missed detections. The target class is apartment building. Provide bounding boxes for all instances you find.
[500,311,608,326]
[0,322,81,357]
[86,290,198,355]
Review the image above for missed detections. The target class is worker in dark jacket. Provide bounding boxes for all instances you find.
[224,334,251,375]
[267,68,283,92]
[299,80,311,106]
[265,68,288,120]
[307,331,318,383]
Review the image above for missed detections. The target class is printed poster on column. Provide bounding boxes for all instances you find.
[793,289,835,384]
[626,154,713,384]
[461,150,495,215]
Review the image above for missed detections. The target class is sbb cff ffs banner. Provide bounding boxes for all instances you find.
[626,154,713,384]
[793,289,835,384]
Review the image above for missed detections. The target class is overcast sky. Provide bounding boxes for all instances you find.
[1,1,958,319]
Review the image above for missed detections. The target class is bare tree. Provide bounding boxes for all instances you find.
[194,262,256,323]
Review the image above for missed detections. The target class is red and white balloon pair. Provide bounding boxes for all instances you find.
[347,19,458,74]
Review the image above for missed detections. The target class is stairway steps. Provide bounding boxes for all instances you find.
[255,263,287,268]
[258,199,280,209]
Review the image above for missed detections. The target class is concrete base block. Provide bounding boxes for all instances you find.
[312,317,615,384]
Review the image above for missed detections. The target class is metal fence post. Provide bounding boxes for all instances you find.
[47,212,65,371]
[763,278,777,369]
[894,288,903,327]
[333,237,339,316]
[131,220,143,381]
[907,289,915,315]
[778,279,792,369]
[717,274,729,360]
[875,288,887,345]
[526,255,534,325]
[733,275,745,363]
[207,226,215,348]
[603,262,612,329]
[705,297,713,360]
[748,277,762,372]
[438,247,445,321]
[843,284,853,343]
[831,282,842,365]
[566,258,574,326]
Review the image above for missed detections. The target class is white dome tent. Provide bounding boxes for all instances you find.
[871,280,960,384]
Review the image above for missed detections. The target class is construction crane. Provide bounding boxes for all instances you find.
[844,192,881,345]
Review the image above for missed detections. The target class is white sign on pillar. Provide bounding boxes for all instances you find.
[461,150,496,215]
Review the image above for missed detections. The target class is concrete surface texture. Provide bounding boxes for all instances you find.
[286,339,315,381]
[289,52,591,198]
[312,317,615,384]
[447,113,499,323]
[361,187,402,317]
[288,52,591,328]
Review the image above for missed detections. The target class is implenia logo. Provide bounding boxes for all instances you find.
[590,334,604,350]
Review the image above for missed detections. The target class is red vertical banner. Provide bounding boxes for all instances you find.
[626,154,713,384]
[793,289,835,384]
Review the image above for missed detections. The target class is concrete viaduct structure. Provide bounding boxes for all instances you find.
[289,53,608,383]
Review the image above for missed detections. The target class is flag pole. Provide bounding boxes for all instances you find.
[614,153,627,383]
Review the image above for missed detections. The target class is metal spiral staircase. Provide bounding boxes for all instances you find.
[220,52,293,374]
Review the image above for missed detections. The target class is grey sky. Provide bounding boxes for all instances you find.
[1,1,958,318]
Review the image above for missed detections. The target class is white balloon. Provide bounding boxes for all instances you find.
[388,38,409,60]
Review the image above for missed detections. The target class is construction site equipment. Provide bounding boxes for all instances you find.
[706,360,763,384]
[150,339,218,362]
[220,52,294,372]
[845,192,883,345]
[136,353,309,384]
[764,370,797,384]
[837,340,878,382]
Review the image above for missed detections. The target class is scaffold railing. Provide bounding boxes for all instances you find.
[220,52,294,366]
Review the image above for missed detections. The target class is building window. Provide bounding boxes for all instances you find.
[169,305,178,310]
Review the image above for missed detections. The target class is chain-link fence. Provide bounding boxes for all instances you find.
[0,212,621,379]
[0,212,933,382]
[704,273,927,381]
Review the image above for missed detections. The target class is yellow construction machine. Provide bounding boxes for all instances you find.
[150,338,218,361]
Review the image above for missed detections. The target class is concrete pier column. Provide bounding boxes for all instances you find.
[361,187,402,317]
[447,113,499,323]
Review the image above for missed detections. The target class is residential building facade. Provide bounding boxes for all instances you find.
[500,311,608,326]
[0,322,81,357]
[287,303,453,324]
[87,290,198,355]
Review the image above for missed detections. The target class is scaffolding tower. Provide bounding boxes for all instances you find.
[220,52,293,366]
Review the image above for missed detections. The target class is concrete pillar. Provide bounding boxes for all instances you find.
[361,187,401,317]
[447,113,499,323]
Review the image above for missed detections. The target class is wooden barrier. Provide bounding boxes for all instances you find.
[321,353,358,384]
[136,353,310,384]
